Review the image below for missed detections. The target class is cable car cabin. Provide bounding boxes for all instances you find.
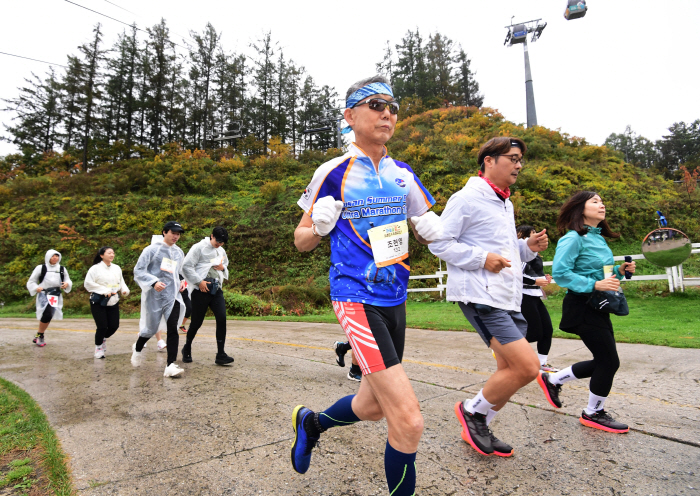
[565,0,587,20]
[510,24,527,45]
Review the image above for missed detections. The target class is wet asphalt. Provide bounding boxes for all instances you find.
[0,317,698,495]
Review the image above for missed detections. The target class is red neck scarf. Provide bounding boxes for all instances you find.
[478,171,511,199]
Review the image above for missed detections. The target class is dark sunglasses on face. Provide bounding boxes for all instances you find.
[353,98,400,115]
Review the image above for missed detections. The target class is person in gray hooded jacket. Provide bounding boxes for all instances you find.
[26,249,73,346]
[180,226,234,365]
[132,221,187,378]
[429,137,549,457]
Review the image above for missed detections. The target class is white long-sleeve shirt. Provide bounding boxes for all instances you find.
[429,177,537,312]
[84,261,130,306]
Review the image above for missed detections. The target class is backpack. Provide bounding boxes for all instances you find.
[38,264,65,284]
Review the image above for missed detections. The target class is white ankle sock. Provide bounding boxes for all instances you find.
[584,393,607,415]
[549,366,578,385]
[537,353,548,366]
[464,389,496,416]
[485,409,498,426]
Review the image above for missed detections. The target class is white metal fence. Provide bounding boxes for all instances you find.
[407,243,700,296]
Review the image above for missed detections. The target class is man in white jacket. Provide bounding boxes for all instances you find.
[26,249,72,346]
[429,137,549,457]
[181,226,233,365]
[132,221,187,378]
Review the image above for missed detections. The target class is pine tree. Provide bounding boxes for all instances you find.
[284,61,304,154]
[101,25,139,151]
[376,40,394,83]
[2,69,62,159]
[426,33,454,104]
[393,30,419,99]
[78,23,106,167]
[189,23,220,148]
[145,19,176,151]
[454,48,484,108]
[60,55,85,151]
[251,32,277,150]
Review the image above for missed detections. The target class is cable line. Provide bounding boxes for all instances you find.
[102,0,137,16]
[0,51,67,68]
[63,0,188,51]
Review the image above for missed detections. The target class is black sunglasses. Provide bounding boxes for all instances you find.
[353,98,400,115]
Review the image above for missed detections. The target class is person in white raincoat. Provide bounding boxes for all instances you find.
[181,226,233,365]
[26,249,72,347]
[84,246,130,359]
[131,221,187,378]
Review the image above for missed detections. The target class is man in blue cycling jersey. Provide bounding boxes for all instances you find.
[290,75,444,495]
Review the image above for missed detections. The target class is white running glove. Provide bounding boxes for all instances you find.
[410,211,444,242]
[312,196,344,236]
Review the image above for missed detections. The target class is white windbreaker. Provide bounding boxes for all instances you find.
[26,249,73,320]
[181,237,229,293]
[429,177,537,312]
[84,261,130,306]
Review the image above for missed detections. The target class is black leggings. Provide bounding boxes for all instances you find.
[40,305,55,324]
[136,301,180,365]
[181,289,192,319]
[91,303,120,345]
[520,294,553,355]
[570,325,620,397]
[187,290,227,353]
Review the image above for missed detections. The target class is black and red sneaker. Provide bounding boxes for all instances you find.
[537,372,562,408]
[461,430,513,457]
[580,410,629,433]
[454,402,493,455]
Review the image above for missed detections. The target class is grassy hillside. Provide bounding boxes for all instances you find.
[1,107,697,314]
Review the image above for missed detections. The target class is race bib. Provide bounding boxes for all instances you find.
[47,295,59,307]
[367,220,409,268]
[210,256,223,266]
[161,257,177,273]
[603,264,615,277]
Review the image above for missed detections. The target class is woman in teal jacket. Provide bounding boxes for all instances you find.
[536,191,636,433]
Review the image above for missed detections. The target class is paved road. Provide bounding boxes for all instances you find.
[0,318,698,495]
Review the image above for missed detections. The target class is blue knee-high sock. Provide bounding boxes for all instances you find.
[385,441,416,496]
[318,395,360,430]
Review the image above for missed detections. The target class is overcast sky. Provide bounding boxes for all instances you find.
[1,0,698,156]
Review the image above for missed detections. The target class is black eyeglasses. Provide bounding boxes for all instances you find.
[353,98,400,115]
[494,154,525,165]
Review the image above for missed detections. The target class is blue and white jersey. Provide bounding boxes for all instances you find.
[298,143,435,306]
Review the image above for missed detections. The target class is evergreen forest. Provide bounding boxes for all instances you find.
[1,24,699,318]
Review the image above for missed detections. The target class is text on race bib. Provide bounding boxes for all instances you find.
[160,258,177,273]
[367,220,409,268]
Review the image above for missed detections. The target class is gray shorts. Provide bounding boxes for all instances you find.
[458,302,528,347]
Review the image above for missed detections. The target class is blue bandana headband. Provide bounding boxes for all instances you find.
[341,82,394,134]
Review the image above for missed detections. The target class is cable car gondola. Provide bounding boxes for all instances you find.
[510,24,527,44]
[564,0,587,20]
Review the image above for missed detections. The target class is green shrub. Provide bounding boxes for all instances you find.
[222,290,283,316]
[272,284,330,311]
[260,181,286,203]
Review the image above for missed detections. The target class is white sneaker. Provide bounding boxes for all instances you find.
[131,343,144,367]
[163,363,184,377]
[157,339,167,352]
[94,346,105,359]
